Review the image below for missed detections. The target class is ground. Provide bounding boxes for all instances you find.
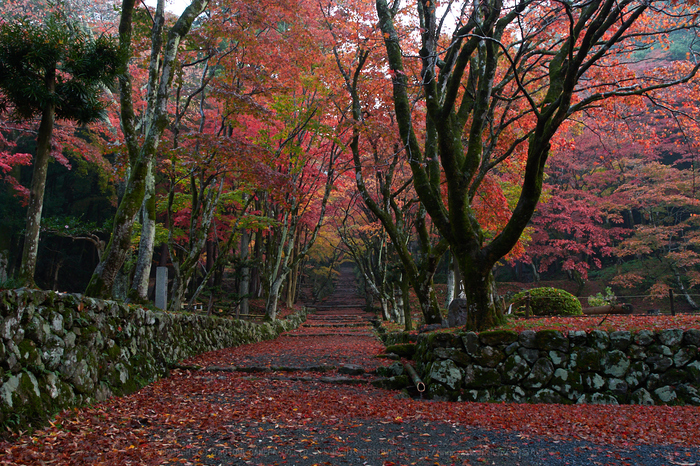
[2,270,700,465]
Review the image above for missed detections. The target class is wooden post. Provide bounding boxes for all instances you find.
[669,289,675,316]
[525,291,531,319]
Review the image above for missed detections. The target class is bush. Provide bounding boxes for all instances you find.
[512,287,582,316]
[587,286,617,307]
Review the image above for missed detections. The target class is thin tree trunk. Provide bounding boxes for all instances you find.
[18,76,55,287]
[129,158,156,302]
[85,0,209,298]
[445,250,455,307]
[239,229,250,318]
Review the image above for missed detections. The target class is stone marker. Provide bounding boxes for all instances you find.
[155,266,168,310]
[447,298,468,327]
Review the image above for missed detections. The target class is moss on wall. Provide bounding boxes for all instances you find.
[0,289,306,431]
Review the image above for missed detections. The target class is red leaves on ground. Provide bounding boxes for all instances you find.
[494,314,700,333]
[3,303,700,465]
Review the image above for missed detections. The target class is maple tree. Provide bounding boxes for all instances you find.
[321,0,447,326]
[525,65,700,303]
[0,11,119,287]
[374,0,700,330]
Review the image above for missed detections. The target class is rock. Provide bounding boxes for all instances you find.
[385,343,416,358]
[634,330,655,346]
[627,344,647,360]
[517,347,539,365]
[567,330,587,346]
[338,364,365,376]
[427,360,463,390]
[610,331,632,351]
[434,347,471,367]
[523,358,554,389]
[501,354,531,384]
[686,361,700,384]
[587,330,610,349]
[583,373,606,391]
[461,332,480,357]
[519,330,537,348]
[549,368,583,400]
[653,386,677,404]
[461,389,491,402]
[472,346,505,368]
[463,365,501,388]
[494,385,526,402]
[658,329,683,348]
[479,330,518,346]
[629,388,655,405]
[577,393,619,405]
[603,350,630,378]
[447,298,469,327]
[607,378,628,396]
[683,329,700,346]
[532,388,567,404]
[646,355,673,373]
[376,362,404,377]
[625,361,650,389]
[535,330,569,352]
[674,347,696,368]
[569,347,602,372]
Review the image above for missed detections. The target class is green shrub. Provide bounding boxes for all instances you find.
[587,286,617,307]
[512,287,582,316]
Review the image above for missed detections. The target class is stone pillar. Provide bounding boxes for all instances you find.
[155,266,168,310]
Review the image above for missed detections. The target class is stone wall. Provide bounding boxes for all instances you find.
[415,328,700,405]
[0,289,306,430]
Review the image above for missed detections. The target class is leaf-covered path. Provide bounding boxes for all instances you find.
[3,270,700,465]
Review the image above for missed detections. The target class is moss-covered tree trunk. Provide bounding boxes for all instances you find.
[18,77,55,287]
[85,0,209,298]
[373,0,699,330]
[128,159,156,302]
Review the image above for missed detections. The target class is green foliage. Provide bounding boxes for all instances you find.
[587,287,617,307]
[0,14,119,123]
[512,287,583,316]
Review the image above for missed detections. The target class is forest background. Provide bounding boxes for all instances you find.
[1,0,700,331]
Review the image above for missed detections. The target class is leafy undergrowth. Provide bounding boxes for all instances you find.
[493,314,700,333]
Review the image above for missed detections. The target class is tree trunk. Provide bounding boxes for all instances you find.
[18,78,55,288]
[239,229,250,317]
[445,250,455,308]
[129,158,156,302]
[85,0,209,299]
[461,264,504,331]
[401,273,412,331]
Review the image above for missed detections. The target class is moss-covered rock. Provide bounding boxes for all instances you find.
[523,358,554,389]
[535,330,569,352]
[603,350,630,378]
[479,330,518,346]
[500,354,531,384]
[629,388,654,405]
[385,343,416,358]
[463,365,501,388]
[427,359,463,390]
[570,347,602,372]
